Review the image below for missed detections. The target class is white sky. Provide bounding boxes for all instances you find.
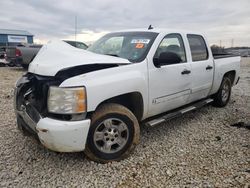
[1,0,250,47]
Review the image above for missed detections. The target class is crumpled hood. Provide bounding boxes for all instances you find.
[28,40,131,76]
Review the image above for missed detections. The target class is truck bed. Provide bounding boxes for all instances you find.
[210,54,241,95]
[213,53,239,59]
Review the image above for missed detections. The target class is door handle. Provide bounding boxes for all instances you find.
[181,69,191,75]
[206,65,213,70]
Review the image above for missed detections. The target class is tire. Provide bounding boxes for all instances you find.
[212,77,232,107]
[84,103,140,163]
[8,62,15,67]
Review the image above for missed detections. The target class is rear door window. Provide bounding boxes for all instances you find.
[187,34,208,61]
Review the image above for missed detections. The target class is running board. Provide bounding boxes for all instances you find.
[146,98,214,127]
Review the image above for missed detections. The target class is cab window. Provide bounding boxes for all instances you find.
[187,34,208,61]
[154,33,187,63]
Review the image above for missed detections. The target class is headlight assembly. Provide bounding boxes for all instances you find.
[48,86,86,114]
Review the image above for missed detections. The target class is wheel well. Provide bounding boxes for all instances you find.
[95,92,144,121]
[224,70,236,84]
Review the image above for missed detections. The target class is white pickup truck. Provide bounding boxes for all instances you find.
[14,29,240,163]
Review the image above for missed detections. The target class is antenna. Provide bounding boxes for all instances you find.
[148,25,153,30]
[75,15,77,43]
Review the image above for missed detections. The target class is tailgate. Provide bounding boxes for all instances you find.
[6,47,16,58]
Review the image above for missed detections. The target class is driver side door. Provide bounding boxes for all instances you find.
[148,33,192,117]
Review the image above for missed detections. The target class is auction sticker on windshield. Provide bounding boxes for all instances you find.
[131,39,150,44]
[135,43,145,48]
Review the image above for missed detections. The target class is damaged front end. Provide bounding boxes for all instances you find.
[14,60,123,135]
[14,72,91,152]
[14,73,61,134]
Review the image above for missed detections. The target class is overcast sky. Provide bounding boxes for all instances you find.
[1,0,250,46]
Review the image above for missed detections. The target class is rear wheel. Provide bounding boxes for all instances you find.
[8,61,15,67]
[213,77,232,107]
[84,103,140,163]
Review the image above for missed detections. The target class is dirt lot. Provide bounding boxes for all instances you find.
[0,58,249,187]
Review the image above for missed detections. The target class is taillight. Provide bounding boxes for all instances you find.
[15,49,22,57]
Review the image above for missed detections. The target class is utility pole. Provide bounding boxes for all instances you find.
[75,15,77,43]
[219,40,222,48]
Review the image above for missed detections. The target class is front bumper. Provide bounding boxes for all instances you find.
[14,74,91,152]
[16,107,91,152]
[14,88,91,152]
[37,117,90,152]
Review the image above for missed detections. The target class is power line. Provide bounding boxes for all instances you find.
[75,15,77,43]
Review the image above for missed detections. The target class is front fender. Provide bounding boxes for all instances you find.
[60,62,148,119]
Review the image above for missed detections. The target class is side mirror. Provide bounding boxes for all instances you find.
[153,52,182,68]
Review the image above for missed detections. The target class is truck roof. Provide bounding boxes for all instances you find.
[110,28,204,36]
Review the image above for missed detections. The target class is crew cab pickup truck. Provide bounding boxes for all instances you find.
[14,29,240,163]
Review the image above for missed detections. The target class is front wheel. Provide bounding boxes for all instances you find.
[84,103,140,163]
[212,77,232,107]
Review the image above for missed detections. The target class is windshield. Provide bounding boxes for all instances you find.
[87,32,158,62]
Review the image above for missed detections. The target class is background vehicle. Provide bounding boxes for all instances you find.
[5,44,42,68]
[63,40,88,50]
[14,29,240,163]
[5,40,88,69]
[0,48,7,67]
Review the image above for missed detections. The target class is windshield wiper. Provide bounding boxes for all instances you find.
[105,53,120,57]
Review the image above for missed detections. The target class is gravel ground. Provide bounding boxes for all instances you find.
[0,58,249,188]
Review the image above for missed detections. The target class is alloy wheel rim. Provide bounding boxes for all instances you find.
[93,118,129,154]
[221,81,230,102]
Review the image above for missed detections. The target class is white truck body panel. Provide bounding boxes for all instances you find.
[146,32,191,116]
[60,61,149,119]
[186,35,214,103]
[210,56,241,95]
[147,60,192,117]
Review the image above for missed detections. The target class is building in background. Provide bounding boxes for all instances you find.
[0,29,33,47]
